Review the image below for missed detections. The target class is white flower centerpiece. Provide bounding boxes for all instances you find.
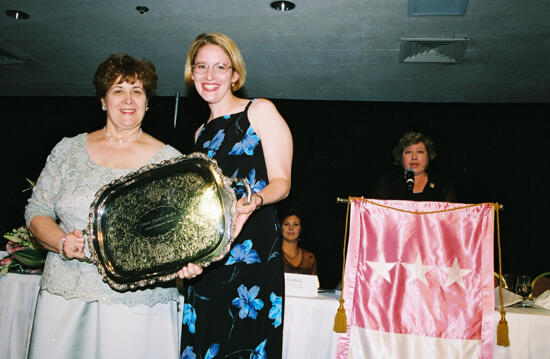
[1,226,47,276]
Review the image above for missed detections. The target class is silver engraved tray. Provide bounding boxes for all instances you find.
[82,152,250,291]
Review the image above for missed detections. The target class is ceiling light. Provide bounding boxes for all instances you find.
[136,6,149,15]
[271,1,295,11]
[5,10,30,20]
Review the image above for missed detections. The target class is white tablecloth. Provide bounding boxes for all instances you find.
[3,275,549,359]
[0,272,184,359]
[493,306,550,359]
[283,292,341,358]
[283,292,550,359]
[0,273,41,359]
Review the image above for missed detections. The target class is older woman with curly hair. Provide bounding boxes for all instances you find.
[372,131,455,202]
[25,53,182,359]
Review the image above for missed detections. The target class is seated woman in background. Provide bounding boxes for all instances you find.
[280,209,318,275]
[372,131,455,202]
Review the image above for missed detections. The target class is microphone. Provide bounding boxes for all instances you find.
[404,168,415,191]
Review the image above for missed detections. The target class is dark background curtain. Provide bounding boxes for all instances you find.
[2,96,548,288]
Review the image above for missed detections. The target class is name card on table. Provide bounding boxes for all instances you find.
[284,273,319,297]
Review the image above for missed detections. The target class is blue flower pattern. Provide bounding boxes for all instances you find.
[251,339,267,359]
[181,346,196,359]
[205,343,219,359]
[183,303,197,334]
[225,239,261,265]
[233,168,266,198]
[247,168,267,193]
[232,285,264,319]
[268,292,282,328]
[203,129,225,158]
[183,100,282,358]
[229,125,260,156]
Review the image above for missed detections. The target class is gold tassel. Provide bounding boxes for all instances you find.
[496,314,510,346]
[494,203,510,347]
[333,297,348,333]
[333,198,352,333]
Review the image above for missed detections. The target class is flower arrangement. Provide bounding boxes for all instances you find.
[1,226,47,276]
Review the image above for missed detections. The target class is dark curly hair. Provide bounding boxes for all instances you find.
[278,207,303,226]
[93,53,157,99]
[392,131,437,167]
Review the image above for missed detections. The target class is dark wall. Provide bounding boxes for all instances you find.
[2,96,548,288]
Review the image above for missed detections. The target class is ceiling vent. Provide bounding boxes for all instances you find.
[399,37,469,64]
[0,48,24,65]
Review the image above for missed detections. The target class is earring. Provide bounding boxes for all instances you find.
[231,82,235,87]
[101,104,106,111]
[146,106,149,111]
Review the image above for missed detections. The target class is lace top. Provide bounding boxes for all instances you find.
[25,133,181,307]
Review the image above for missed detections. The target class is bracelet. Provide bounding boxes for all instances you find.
[253,194,264,210]
[59,237,68,260]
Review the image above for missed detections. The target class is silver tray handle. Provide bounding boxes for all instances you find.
[231,178,252,205]
[80,228,97,264]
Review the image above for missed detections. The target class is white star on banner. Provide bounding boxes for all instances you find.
[401,255,434,285]
[442,258,472,289]
[366,257,397,283]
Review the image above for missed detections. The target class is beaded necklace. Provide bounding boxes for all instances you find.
[103,127,142,144]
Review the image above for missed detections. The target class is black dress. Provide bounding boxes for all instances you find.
[283,248,317,275]
[372,169,456,202]
[181,100,284,359]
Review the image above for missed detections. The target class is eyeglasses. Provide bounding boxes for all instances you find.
[192,62,233,75]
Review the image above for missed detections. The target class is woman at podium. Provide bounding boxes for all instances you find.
[372,131,455,202]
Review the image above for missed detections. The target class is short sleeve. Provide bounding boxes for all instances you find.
[159,145,182,160]
[24,139,67,226]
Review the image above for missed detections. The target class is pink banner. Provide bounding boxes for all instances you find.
[336,199,495,359]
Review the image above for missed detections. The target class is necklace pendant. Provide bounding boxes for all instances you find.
[285,248,301,260]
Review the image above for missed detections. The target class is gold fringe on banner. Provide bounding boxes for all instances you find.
[333,197,508,344]
[494,203,510,346]
[358,197,483,214]
[333,198,351,333]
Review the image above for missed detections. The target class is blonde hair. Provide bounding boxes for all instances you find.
[184,33,246,91]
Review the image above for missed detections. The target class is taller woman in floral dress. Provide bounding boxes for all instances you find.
[177,33,293,358]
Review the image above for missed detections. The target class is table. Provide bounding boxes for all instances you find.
[0,273,41,359]
[493,306,550,359]
[3,275,549,359]
[283,292,550,359]
[0,272,185,359]
[283,292,341,358]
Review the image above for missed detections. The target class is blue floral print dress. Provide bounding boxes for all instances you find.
[181,100,284,359]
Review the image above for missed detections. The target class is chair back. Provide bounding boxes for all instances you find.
[532,272,550,297]
[494,272,509,289]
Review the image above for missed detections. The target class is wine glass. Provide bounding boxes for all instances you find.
[515,275,533,307]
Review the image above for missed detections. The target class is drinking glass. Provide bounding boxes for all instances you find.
[515,275,532,306]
